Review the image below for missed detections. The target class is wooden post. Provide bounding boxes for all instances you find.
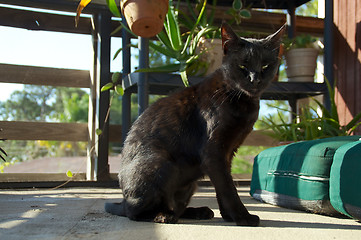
[87,11,111,181]
[87,15,98,181]
[121,16,132,145]
[138,37,149,116]
[286,2,296,39]
[323,0,333,111]
[287,2,296,120]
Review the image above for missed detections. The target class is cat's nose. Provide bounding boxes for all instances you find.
[249,72,259,85]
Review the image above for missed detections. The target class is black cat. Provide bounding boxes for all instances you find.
[105,23,285,226]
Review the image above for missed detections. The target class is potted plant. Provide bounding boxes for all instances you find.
[261,79,361,142]
[120,0,169,38]
[283,34,320,82]
[76,0,168,38]
[183,0,251,76]
[134,0,217,86]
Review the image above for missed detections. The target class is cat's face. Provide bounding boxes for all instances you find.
[221,23,285,97]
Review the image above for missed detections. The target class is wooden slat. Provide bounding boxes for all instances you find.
[0,0,109,13]
[0,120,273,146]
[0,173,87,182]
[0,6,93,35]
[0,6,122,36]
[0,63,91,88]
[178,4,324,36]
[0,4,324,37]
[0,121,122,142]
[0,121,88,141]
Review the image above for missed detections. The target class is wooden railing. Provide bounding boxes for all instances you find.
[0,1,115,183]
[0,1,323,185]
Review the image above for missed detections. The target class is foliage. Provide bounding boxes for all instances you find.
[226,0,252,25]
[100,72,123,95]
[176,0,251,75]
[0,86,55,121]
[255,100,291,129]
[261,79,361,142]
[133,0,216,86]
[181,0,251,38]
[282,34,318,50]
[296,0,318,17]
[76,0,251,86]
[231,146,267,174]
[0,86,91,169]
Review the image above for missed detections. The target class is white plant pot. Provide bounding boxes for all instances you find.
[285,48,319,82]
[196,38,223,76]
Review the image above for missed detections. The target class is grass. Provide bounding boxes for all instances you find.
[231,146,268,174]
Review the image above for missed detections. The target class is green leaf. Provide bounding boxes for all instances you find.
[232,0,242,10]
[101,82,114,92]
[157,30,174,51]
[113,48,122,60]
[166,6,182,51]
[96,129,103,135]
[239,9,252,19]
[194,0,208,26]
[345,111,361,131]
[118,20,138,38]
[347,121,361,134]
[115,84,124,96]
[106,0,121,17]
[149,41,178,59]
[180,70,189,87]
[66,170,73,178]
[111,72,121,83]
[178,9,195,30]
[189,26,217,55]
[181,0,208,55]
[111,24,123,36]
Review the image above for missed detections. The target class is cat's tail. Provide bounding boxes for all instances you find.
[105,201,126,216]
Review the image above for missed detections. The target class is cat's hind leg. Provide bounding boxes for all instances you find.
[181,206,214,220]
[172,182,214,221]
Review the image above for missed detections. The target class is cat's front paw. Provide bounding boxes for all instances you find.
[154,212,178,224]
[236,214,260,227]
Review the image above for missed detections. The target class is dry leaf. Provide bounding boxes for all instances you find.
[75,0,92,27]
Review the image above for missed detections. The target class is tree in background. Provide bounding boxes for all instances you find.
[0,86,92,168]
[0,86,55,121]
[296,0,318,17]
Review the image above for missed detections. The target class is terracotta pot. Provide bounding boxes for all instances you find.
[121,0,168,38]
[285,48,319,82]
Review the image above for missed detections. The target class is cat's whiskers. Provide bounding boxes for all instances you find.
[229,91,239,103]
[211,88,227,104]
[236,90,244,100]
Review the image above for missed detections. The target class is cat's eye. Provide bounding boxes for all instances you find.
[239,65,247,70]
[262,64,269,70]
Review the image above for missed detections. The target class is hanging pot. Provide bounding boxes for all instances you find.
[120,0,168,38]
[285,48,319,82]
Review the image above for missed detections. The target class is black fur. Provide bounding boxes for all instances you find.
[105,23,285,226]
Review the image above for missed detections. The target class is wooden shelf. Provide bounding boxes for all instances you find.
[122,72,327,100]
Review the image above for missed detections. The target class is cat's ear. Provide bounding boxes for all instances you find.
[263,24,287,50]
[221,22,239,55]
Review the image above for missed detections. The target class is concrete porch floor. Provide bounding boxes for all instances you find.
[0,186,360,240]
